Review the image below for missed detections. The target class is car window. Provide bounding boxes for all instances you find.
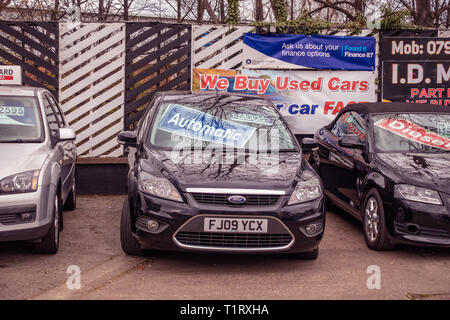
[148,96,296,152]
[0,96,42,142]
[372,113,450,153]
[43,95,61,136]
[331,111,366,143]
[46,94,65,126]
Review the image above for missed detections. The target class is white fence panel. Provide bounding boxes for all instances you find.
[192,25,253,70]
[59,23,126,157]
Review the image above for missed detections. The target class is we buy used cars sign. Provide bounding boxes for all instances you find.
[193,68,376,135]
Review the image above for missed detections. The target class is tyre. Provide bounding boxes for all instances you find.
[362,188,395,251]
[120,197,146,256]
[292,247,319,260]
[64,178,77,211]
[34,193,61,254]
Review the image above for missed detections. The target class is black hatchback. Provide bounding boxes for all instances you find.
[311,102,450,250]
[118,91,325,259]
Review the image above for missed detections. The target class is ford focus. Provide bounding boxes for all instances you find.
[118,92,325,259]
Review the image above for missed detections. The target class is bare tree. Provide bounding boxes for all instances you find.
[398,0,450,27]
[255,0,264,20]
[310,0,365,22]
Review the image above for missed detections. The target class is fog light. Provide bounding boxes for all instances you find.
[305,224,316,235]
[21,213,32,221]
[147,219,159,231]
[303,222,323,236]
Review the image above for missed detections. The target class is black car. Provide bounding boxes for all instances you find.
[118,91,325,259]
[311,102,450,250]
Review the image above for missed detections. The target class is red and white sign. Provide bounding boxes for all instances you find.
[375,118,450,150]
[0,66,22,85]
[193,68,376,134]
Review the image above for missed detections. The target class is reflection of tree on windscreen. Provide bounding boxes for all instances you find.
[373,113,450,153]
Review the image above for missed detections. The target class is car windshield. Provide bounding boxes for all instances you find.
[372,113,450,153]
[0,96,42,142]
[148,95,296,152]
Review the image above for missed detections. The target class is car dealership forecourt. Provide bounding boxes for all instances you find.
[0,22,449,302]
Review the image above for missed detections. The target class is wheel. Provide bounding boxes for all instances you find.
[292,247,319,260]
[120,197,146,256]
[362,188,395,251]
[64,178,77,211]
[34,193,61,254]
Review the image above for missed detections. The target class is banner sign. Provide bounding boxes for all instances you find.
[193,69,377,134]
[382,37,450,105]
[242,33,376,71]
[158,103,256,148]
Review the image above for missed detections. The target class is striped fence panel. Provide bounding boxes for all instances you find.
[0,21,58,98]
[59,23,126,157]
[192,25,253,70]
[125,22,191,130]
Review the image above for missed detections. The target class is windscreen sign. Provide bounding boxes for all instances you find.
[158,104,256,148]
[243,33,376,71]
[375,118,450,151]
[382,37,450,105]
[192,68,376,134]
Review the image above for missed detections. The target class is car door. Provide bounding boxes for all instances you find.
[44,93,76,201]
[316,111,368,214]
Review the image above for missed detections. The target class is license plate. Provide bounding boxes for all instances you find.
[204,217,268,233]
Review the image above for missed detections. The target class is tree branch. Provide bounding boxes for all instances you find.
[313,0,356,20]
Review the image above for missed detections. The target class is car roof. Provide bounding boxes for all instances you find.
[0,85,43,97]
[339,102,448,115]
[155,90,271,104]
[326,102,450,130]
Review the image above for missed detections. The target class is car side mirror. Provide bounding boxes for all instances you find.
[301,137,319,153]
[338,134,365,149]
[118,131,138,148]
[58,128,76,141]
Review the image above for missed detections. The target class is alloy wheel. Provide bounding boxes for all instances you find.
[364,197,380,242]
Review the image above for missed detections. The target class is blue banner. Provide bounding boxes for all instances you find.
[243,33,376,71]
[158,104,256,148]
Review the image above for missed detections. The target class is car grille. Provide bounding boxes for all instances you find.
[0,213,21,225]
[175,232,293,249]
[191,193,280,207]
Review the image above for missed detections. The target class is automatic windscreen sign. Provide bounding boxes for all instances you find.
[158,104,256,148]
[382,37,450,105]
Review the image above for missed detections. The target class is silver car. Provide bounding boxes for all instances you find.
[0,85,77,253]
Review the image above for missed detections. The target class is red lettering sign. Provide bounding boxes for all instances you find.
[374,118,450,150]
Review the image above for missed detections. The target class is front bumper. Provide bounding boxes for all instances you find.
[132,191,325,254]
[385,196,450,247]
[0,185,53,242]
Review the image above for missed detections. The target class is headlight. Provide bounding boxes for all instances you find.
[139,171,183,202]
[0,170,40,194]
[288,170,322,205]
[394,184,442,205]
